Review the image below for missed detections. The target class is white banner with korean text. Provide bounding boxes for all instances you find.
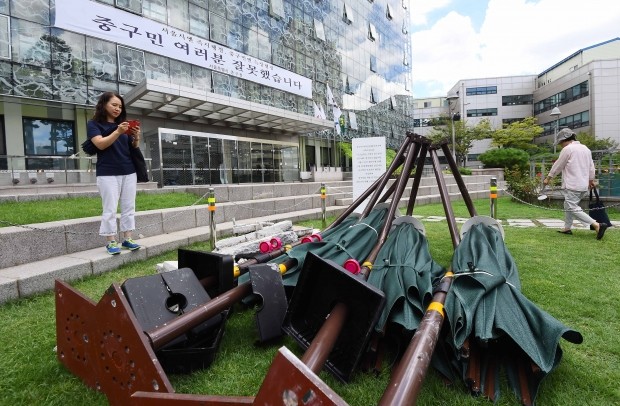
[54,0,313,99]
[352,137,386,214]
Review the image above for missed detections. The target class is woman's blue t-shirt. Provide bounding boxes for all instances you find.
[87,120,135,177]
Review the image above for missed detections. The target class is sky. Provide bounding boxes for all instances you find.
[410,0,620,98]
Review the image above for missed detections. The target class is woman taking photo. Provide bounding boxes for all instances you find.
[87,91,142,255]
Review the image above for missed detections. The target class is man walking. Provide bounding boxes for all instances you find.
[543,128,608,239]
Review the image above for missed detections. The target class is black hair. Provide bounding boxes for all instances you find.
[92,91,127,123]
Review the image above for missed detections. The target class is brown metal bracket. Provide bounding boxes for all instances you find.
[55,280,175,405]
[128,347,347,405]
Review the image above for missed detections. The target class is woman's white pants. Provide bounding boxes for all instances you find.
[97,173,137,237]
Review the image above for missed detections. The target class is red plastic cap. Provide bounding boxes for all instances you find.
[259,241,272,253]
[270,237,282,249]
[343,259,361,274]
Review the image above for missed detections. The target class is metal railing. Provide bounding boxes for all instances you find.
[0,155,152,186]
[530,151,620,197]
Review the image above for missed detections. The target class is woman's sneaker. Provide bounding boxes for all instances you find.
[106,241,121,255]
[122,238,141,250]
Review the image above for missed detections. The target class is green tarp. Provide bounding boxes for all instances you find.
[273,205,390,287]
[367,220,445,333]
[443,223,583,404]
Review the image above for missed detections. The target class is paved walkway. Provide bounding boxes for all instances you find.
[420,215,619,229]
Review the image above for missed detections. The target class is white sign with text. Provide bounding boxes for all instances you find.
[352,137,386,213]
[54,0,312,98]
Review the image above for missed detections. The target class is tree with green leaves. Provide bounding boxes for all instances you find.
[490,117,543,151]
[576,131,618,152]
[428,116,492,166]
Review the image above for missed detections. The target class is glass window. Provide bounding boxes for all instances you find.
[466,86,497,95]
[53,71,88,104]
[502,94,533,106]
[86,37,118,81]
[14,65,52,99]
[0,15,9,60]
[343,4,354,24]
[368,23,377,41]
[370,54,377,72]
[189,4,209,39]
[236,140,252,183]
[167,0,188,31]
[314,18,326,41]
[170,59,192,87]
[142,0,165,22]
[191,65,211,91]
[269,0,285,19]
[51,28,86,75]
[10,0,50,25]
[117,46,145,83]
[11,18,50,68]
[23,118,75,156]
[209,0,226,17]
[212,71,231,96]
[228,22,243,52]
[466,108,498,117]
[209,12,228,45]
[117,0,143,15]
[349,111,358,129]
[0,60,12,95]
[257,33,271,62]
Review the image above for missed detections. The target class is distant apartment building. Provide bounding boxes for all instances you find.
[414,37,620,163]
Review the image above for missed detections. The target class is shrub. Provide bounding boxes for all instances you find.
[458,167,472,175]
[479,148,529,171]
[504,166,543,202]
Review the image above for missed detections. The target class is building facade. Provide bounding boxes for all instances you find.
[0,0,414,185]
[413,38,620,163]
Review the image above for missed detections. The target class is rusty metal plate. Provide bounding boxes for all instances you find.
[55,280,175,405]
[254,347,349,406]
[129,391,254,405]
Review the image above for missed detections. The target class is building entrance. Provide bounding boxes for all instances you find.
[147,129,299,187]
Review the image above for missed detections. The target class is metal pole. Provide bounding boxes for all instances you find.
[451,114,457,163]
[320,183,327,229]
[490,177,497,219]
[378,273,454,405]
[379,150,462,404]
[208,188,217,249]
[300,302,348,373]
[553,119,558,154]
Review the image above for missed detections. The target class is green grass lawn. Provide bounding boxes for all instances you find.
[0,199,618,405]
[0,191,207,227]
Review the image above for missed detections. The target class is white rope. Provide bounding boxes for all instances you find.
[499,187,620,212]
[454,270,517,289]
[349,222,379,237]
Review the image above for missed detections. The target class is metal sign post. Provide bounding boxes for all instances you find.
[208,188,217,248]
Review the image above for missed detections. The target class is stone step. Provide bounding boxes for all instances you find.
[0,206,346,304]
[0,176,499,269]
[0,173,502,305]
